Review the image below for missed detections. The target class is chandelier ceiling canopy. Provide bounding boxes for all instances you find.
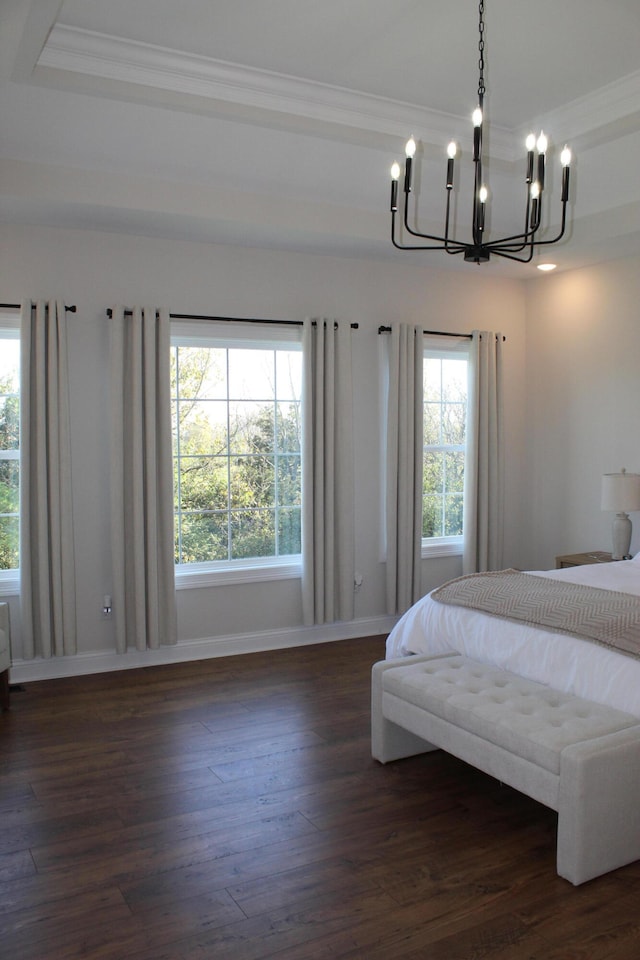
[390,0,572,265]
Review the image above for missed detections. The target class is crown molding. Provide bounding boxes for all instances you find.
[37,24,519,160]
[33,24,640,164]
[517,70,640,148]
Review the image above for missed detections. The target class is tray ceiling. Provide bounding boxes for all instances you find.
[2,0,640,275]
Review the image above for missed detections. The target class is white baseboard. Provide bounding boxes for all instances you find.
[9,615,398,683]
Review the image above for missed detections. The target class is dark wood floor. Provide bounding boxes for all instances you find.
[2,636,640,960]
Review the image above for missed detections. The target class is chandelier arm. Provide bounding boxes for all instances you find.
[485,226,538,251]
[527,204,569,247]
[484,194,545,251]
[444,188,465,254]
[392,212,466,251]
[491,246,536,263]
[488,191,537,251]
[402,191,452,244]
[491,204,566,260]
[402,221,451,244]
[489,239,531,253]
[490,200,568,252]
[387,0,572,266]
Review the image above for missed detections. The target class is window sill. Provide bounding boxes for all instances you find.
[422,539,463,560]
[175,557,302,589]
[0,574,19,597]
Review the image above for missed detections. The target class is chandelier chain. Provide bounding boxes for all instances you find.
[477,0,486,102]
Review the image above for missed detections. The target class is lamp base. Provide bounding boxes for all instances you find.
[611,512,632,561]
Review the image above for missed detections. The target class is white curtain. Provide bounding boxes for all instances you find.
[301,319,355,625]
[463,329,504,574]
[109,306,177,653]
[20,300,77,659]
[385,323,424,615]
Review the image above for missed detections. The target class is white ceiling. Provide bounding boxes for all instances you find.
[2,0,640,276]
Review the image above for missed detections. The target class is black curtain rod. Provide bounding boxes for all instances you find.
[378,325,471,338]
[378,325,505,341]
[0,302,77,312]
[106,309,358,329]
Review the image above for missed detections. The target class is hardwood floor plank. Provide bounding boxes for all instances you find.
[0,886,130,950]
[172,890,401,960]
[2,635,639,960]
[0,847,36,884]
[31,809,320,885]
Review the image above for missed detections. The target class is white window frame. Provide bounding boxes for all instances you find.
[0,315,20,595]
[421,340,470,560]
[171,321,303,589]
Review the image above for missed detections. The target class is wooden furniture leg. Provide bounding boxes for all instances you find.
[0,668,9,711]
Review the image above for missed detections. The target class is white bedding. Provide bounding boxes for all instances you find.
[386,555,640,718]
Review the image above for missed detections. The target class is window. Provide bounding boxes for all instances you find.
[171,325,302,584]
[0,327,20,585]
[422,344,469,556]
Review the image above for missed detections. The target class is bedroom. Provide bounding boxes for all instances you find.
[1,0,639,677]
[3,1,640,955]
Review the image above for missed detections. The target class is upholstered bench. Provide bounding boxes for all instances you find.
[371,653,640,885]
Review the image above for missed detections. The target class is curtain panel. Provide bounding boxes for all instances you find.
[463,329,504,574]
[301,319,355,626]
[109,306,177,652]
[20,300,77,659]
[384,323,424,616]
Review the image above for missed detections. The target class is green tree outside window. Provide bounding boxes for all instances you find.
[171,342,302,565]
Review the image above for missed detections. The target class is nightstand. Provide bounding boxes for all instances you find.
[555,551,613,569]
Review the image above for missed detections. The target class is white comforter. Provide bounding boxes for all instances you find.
[386,555,640,718]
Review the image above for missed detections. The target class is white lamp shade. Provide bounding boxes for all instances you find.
[601,470,640,513]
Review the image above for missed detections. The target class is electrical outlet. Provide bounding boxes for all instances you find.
[101,594,113,619]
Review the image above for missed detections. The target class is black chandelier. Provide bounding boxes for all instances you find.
[389,0,572,264]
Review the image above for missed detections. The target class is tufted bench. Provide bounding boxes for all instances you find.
[372,653,640,885]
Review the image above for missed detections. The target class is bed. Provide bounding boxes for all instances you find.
[386,553,640,719]
[377,554,640,883]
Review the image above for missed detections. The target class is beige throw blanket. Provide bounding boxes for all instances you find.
[431,570,640,661]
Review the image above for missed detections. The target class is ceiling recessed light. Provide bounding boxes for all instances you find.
[537,263,557,272]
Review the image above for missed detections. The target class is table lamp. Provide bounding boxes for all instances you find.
[601,468,640,560]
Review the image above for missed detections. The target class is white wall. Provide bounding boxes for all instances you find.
[0,223,527,678]
[524,255,640,569]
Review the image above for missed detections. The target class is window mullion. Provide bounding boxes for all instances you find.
[225,347,232,562]
[173,346,183,565]
[422,348,469,547]
[170,334,302,578]
[273,350,279,558]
